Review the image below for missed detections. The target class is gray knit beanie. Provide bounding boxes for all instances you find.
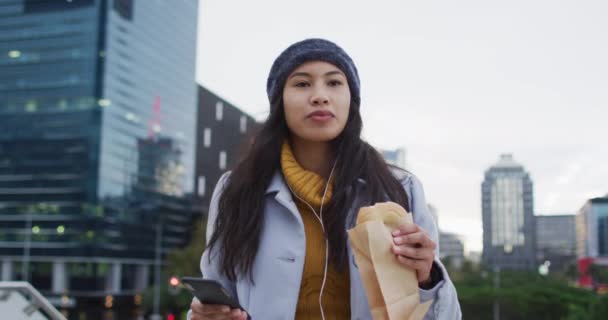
[266,38,361,112]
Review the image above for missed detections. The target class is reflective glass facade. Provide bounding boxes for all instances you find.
[0,0,199,305]
[490,175,525,246]
[1,0,104,257]
[98,0,197,200]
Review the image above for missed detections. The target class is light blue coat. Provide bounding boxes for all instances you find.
[189,171,462,319]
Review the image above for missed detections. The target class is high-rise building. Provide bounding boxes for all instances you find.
[481,154,536,270]
[576,197,608,258]
[427,204,465,270]
[439,232,465,270]
[194,86,261,211]
[0,0,199,315]
[381,147,407,169]
[536,214,576,272]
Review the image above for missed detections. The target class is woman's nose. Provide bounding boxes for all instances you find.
[310,89,329,105]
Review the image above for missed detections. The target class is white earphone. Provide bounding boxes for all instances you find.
[286,159,338,320]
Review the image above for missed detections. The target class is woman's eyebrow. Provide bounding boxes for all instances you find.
[288,72,311,79]
[288,70,345,79]
[324,70,345,77]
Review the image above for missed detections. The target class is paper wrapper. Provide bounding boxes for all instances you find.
[348,202,432,320]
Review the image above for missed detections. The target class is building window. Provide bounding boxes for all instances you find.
[204,128,211,147]
[25,100,37,112]
[24,0,94,14]
[98,99,111,107]
[240,116,247,133]
[58,99,68,110]
[113,0,134,20]
[8,50,21,59]
[197,176,206,197]
[216,101,224,121]
[219,151,227,170]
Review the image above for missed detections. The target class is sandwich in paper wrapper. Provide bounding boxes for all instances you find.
[348,201,433,320]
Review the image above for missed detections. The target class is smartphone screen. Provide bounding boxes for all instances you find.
[181,277,244,311]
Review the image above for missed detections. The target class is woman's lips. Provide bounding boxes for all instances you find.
[308,111,334,122]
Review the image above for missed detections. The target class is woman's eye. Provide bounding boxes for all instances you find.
[294,82,309,87]
[328,80,343,87]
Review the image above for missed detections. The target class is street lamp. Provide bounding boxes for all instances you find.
[493,264,500,320]
[151,221,162,320]
[494,244,513,320]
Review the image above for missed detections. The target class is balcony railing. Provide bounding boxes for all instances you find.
[0,281,66,320]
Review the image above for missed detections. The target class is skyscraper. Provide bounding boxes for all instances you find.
[0,0,199,315]
[481,154,536,270]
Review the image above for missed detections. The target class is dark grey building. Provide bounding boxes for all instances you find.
[0,0,198,316]
[481,154,536,270]
[536,214,576,272]
[194,86,261,210]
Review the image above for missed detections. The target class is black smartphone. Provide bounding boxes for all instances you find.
[181,277,244,311]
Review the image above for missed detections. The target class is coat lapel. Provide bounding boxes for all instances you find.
[264,171,373,318]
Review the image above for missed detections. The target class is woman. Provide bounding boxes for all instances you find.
[189,38,461,319]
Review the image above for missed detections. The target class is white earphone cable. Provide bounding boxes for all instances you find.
[286,159,338,320]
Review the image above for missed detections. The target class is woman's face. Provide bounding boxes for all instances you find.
[282,60,351,144]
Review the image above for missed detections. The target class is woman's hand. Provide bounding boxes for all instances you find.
[390,223,436,285]
[190,298,248,320]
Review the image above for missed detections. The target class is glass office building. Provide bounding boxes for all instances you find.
[577,197,608,258]
[0,0,199,315]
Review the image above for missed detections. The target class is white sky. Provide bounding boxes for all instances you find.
[195,0,608,253]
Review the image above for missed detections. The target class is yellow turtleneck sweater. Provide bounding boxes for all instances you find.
[281,142,350,320]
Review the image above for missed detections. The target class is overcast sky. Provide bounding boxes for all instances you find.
[195,0,608,253]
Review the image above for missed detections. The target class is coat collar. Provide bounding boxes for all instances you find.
[265,171,369,213]
[266,171,287,195]
[265,171,368,194]
[264,166,408,195]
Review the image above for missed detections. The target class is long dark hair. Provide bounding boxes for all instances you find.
[206,96,410,282]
